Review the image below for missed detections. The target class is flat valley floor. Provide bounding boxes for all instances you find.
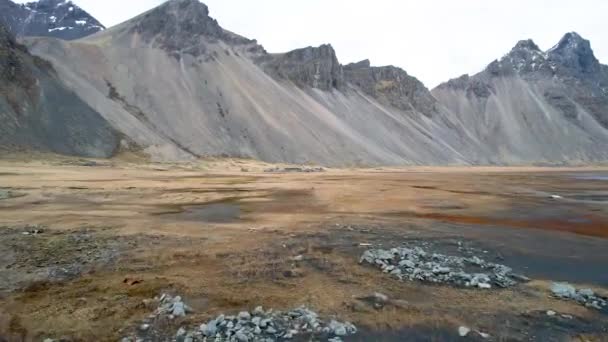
[1,159,607,341]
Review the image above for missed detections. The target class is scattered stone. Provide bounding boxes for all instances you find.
[20,224,46,236]
[153,293,193,318]
[360,244,527,289]
[176,327,187,337]
[551,282,607,311]
[546,310,556,316]
[458,326,471,337]
[193,306,355,341]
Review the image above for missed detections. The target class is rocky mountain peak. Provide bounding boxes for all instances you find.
[513,39,541,52]
[131,0,252,56]
[547,32,599,74]
[0,0,104,40]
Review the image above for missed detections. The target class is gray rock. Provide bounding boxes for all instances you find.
[176,327,186,337]
[551,283,577,298]
[235,331,249,342]
[329,320,348,336]
[459,326,471,337]
[238,311,251,321]
[172,302,186,317]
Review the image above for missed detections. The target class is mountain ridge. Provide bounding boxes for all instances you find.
[9,0,608,165]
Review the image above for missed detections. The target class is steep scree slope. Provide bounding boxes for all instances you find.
[0,23,119,157]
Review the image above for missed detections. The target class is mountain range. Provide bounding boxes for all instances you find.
[1,0,607,165]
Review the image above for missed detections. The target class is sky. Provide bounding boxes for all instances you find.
[16,0,608,87]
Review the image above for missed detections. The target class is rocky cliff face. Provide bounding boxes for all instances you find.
[261,44,345,91]
[433,32,608,164]
[0,0,104,40]
[0,23,119,157]
[344,60,437,115]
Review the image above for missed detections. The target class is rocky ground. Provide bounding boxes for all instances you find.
[0,159,607,341]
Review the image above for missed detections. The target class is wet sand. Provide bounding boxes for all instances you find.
[0,159,607,341]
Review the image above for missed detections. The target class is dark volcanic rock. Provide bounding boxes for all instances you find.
[0,23,119,157]
[0,0,104,40]
[344,60,437,114]
[262,44,345,91]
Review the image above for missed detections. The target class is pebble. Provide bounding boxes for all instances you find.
[478,331,491,339]
[176,327,187,337]
[458,326,471,337]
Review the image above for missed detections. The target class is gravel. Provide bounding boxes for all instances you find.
[359,244,529,289]
[551,282,607,311]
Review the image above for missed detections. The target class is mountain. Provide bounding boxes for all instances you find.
[433,32,608,164]
[0,22,119,157]
[0,0,104,40]
[13,0,608,165]
[23,0,482,165]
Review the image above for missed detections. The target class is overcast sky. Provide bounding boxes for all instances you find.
[17,0,608,87]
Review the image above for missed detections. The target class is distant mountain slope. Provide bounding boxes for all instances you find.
[433,33,608,164]
[0,0,104,40]
[0,23,119,157]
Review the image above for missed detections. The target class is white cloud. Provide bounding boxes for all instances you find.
[14,0,608,87]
